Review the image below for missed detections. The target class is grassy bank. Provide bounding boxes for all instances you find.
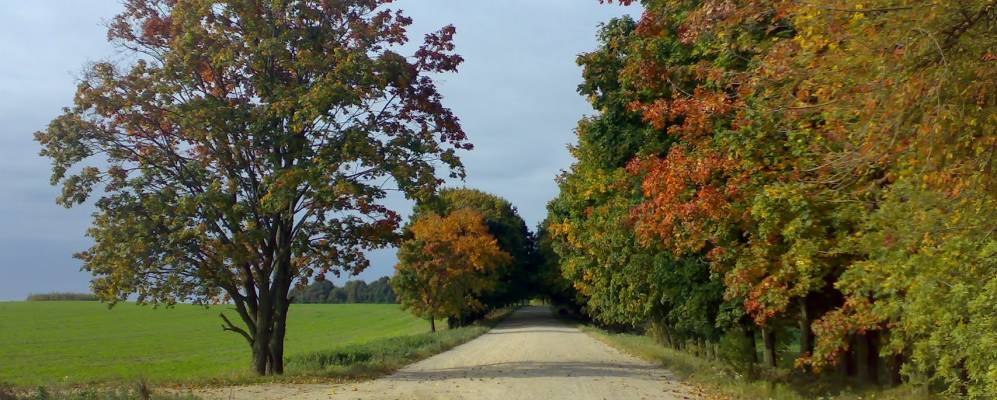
[0,302,432,386]
[580,326,937,400]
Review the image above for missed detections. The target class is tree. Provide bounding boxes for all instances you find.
[290,280,336,304]
[35,0,468,375]
[391,208,511,332]
[782,2,997,394]
[557,0,997,395]
[546,15,728,351]
[412,188,533,311]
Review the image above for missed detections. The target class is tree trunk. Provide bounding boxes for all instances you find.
[252,297,273,375]
[745,325,759,363]
[865,331,879,385]
[761,328,777,368]
[269,295,289,374]
[430,318,436,332]
[854,333,870,382]
[844,336,857,377]
[799,297,815,359]
[887,353,904,386]
[705,340,716,360]
[266,222,295,376]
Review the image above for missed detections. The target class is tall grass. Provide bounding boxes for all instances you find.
[580,326,938,400]
[24,293,98,301]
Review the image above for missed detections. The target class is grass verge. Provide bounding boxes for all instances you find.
[286,322,489,378]
[579,325,937,400]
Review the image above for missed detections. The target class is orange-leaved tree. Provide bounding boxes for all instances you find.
[391,208,512,332]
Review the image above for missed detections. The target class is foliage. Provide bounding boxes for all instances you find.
[290,277,396,304]
[35,0,468,375]
[547,0,997,396]
[532,222,576,306]
[546,14,726,346]
[24,293,97,301]
[413,188,536,307]
[391,209,511,328]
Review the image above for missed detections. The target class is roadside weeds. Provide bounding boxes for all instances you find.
[579,325,938,400]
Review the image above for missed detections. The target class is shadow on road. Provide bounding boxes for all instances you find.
[391,360,669,381]
[485,306,572,330]
[382,306,674,383]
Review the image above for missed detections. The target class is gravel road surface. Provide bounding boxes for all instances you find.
[196,306,698,400]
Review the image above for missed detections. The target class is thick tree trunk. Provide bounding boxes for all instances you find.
[227,232,296,376]
[430,318,436,332]
[270,295,289,374]
[252,297,273,375]
[269,253,293,375]
[761,328,777,368]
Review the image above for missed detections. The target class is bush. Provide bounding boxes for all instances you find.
[24,293,97,302]
[717,329,761,379]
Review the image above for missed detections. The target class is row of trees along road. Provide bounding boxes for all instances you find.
[36,0,468,376]
[545,0,997,397]
[392,188,538,331]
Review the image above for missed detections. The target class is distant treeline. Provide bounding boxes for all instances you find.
[25,292,98,301]
[290,277,396,304]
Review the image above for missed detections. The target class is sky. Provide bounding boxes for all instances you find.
[0,1,639,301]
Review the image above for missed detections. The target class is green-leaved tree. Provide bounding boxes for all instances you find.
[35,0,468,375]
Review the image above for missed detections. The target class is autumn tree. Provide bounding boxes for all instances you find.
[35,0,468,375]
[546,15,727,352]
[411,188,534,313]
[555,0,997,395]
[781,2,997,395]
[391,208,511,332]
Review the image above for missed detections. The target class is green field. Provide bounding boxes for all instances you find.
[0,301,431,386]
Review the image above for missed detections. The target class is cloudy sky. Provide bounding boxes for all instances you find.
[0,1,639,300]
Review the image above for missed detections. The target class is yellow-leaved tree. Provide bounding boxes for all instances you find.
[391,208,512,332]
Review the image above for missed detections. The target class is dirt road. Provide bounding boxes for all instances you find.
[196,306,697,400]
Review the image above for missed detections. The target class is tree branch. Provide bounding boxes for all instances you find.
[220,311,254,345]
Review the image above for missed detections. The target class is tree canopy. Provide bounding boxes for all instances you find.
[290,277,396,304]
[412,188,535,308]
[36,0,467,375]
[546,0,997,396]
[391,208,511,331]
